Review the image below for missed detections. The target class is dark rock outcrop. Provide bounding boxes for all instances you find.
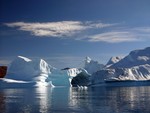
[0,66,7,78]
[71,72,90,87]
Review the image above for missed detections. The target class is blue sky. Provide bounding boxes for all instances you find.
[0,0,150,68]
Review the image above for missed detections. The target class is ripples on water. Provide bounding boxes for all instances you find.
[0,86,150,113]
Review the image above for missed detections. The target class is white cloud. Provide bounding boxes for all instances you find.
[5,21,114,37]
[132,27,150,33]
[87,31,139,43]
[4,21,150,43]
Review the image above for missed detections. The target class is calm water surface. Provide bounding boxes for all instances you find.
[0,86,150,113]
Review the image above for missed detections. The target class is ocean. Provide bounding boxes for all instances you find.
[0,86,150,113]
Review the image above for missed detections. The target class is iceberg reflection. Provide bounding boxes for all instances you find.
[0,91,6,113]
[0,86,150,113]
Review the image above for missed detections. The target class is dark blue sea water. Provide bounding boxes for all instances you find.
[0,86,150,113]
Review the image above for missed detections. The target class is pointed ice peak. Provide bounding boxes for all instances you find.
[18,56,32,62]
[85,56,91,63]
[40,59,46,64]
[106,56,123,67]
[82,56,104,74]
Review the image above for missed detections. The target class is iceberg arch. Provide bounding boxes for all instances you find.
[0,56,89,87]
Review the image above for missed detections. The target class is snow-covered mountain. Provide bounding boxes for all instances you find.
[82,56,104,74]
[91,47,150,85]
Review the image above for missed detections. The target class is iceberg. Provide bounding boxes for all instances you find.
[49,68,80,86]
[91,47,150,86]
[0,56,89,87]
[71,71,90,87]
[91,64,150,85]
[82,56,104,74]
[6,56,51,81]
[49,68,89,86]
[0,56,53,88]
[111,47,150,68]
[1,47,150,88]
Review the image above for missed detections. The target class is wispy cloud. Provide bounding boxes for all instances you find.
[132,27,150,33]
[87,31,139,43]
[5,21,114,37]
[85,26,150,43]
[4,21,150,43]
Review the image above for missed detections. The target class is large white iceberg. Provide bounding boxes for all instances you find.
[91,47,150,85]
[0,56,53,88]
[111,47,150,68]
[6,56,51,81]
[91,64,150,85]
